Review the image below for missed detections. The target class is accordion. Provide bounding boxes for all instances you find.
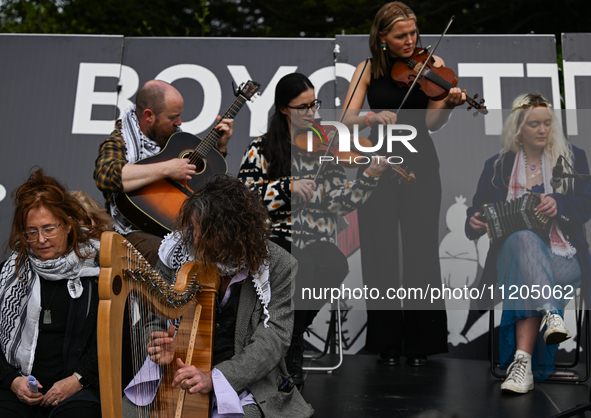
[479,193,551,242]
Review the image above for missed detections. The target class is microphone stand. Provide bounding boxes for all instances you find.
[555,173,591,181]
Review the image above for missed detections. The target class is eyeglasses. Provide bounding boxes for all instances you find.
[23,223,62,242]
[287,100,321,116]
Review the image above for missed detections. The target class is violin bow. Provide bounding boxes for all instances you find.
[293,54,370,216]
[309,58,371,182]
[395,15,455,113]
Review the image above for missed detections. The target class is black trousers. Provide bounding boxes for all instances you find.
[358,166,448,357]
[0,389,100,418]
[272,237,349,337]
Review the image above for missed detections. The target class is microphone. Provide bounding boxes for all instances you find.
[550,155,564,190]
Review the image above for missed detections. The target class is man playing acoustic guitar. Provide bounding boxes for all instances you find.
[94,80,234,266]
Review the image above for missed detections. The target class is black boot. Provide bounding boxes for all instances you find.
[285,333,305,386]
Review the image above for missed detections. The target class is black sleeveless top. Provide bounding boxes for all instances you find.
[366,57,439,170]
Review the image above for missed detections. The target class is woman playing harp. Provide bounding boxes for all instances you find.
[466,93,591,393]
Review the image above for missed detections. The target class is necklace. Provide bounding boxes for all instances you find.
[41,279,59,325]
[524,154,542,180]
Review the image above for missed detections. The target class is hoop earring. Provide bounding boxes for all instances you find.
[516,133,523,146]
[381,42,387,51]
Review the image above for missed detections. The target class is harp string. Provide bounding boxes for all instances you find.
[120,240,201,418]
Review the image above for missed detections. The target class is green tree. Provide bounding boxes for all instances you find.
[2,0,590,38]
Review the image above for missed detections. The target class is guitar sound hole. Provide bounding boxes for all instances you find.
[178,149,193,159]
[195,159,206,175]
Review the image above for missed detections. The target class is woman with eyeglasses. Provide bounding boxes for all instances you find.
[0,169,102,418]
[239,73,387,385]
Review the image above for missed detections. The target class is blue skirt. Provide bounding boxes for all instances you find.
[497,230,581,381]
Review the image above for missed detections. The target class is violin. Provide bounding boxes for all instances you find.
[391,47,488,116]
[293,128,416,184]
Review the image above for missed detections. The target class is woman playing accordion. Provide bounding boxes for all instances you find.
[466,93,591,394]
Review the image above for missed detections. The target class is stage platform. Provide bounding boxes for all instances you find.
[299,354,591,418]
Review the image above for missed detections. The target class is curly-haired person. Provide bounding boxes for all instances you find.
[129,174,313,418]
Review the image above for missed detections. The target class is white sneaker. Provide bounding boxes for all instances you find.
[501,352,534,394]
[539,310,571,345]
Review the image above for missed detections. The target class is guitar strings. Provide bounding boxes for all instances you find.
[189,97,246,166]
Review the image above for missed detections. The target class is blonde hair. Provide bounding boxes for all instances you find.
[369,2,417,78]
[496,93,574,192]
[70,190,113,232]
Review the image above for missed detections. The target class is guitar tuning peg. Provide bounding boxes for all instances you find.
[473,93,479,99]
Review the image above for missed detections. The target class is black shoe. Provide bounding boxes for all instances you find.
[406,355,428,367]
[285,335,305,385]
[377,354,400,366]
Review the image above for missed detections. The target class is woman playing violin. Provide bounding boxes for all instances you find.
[239,73,387,385]
[341,1,466,367]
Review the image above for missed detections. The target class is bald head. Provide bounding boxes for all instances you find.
[136,80,182,116]
[135,80,184,145]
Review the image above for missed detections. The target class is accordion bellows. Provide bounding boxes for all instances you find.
[480,193,551,242]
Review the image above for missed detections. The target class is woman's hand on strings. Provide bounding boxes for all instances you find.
[443,87,467,108]
[172,358,213,394]
[293,179,317,202]
[469,212,487,233]
[366,156,389,176]
[10,376,44,405]
[538,194,558,218]
[148,324,176,366]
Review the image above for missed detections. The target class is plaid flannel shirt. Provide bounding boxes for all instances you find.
[94,120,126,206]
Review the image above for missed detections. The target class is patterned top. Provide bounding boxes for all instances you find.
[238,137,380,248]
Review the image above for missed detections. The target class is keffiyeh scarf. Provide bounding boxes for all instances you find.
[0,239,100,374]
[507,148,576,258]
[110,105,168,234]
[159,232,272,328]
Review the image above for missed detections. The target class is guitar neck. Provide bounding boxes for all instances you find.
[194,95,248,158]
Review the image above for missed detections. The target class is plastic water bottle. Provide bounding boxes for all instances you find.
[28,376,38,393]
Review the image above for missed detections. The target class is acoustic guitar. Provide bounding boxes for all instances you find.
[115,81,260,237]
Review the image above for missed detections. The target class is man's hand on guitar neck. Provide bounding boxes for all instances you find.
[120,115,233,193]
[121,158,196,193]
[213,116,234,155]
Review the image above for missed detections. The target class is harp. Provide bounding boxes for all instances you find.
[97,231,219,418]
